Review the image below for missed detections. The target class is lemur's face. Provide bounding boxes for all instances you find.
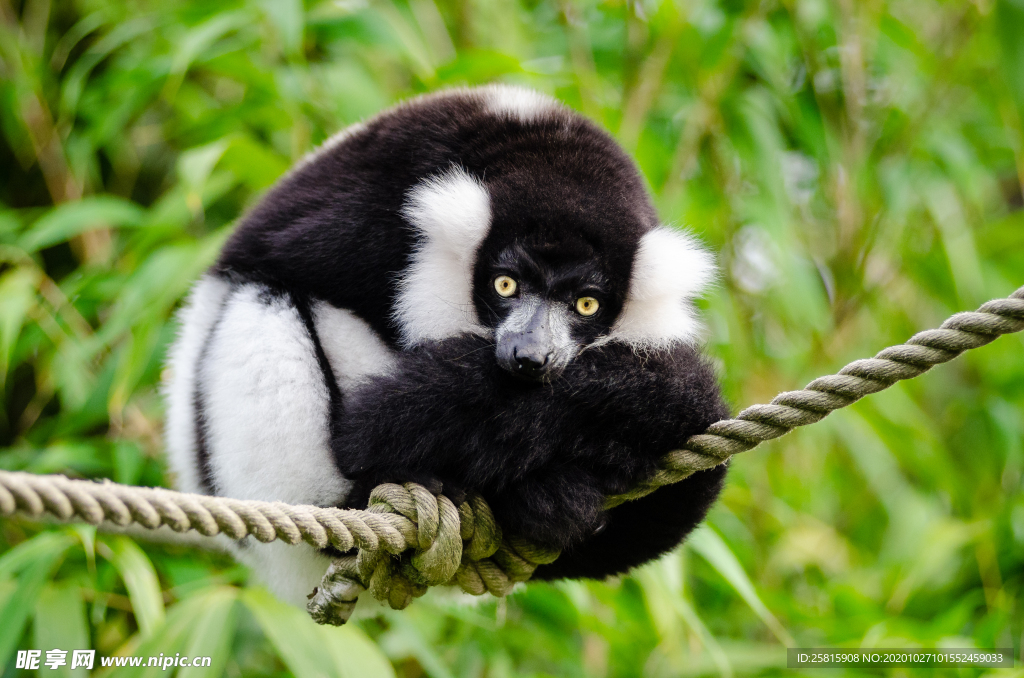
[397,154,711,375]
[475,240,625,381]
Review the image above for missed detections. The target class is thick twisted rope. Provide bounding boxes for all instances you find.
[605,285,1024,507]
[0,471,559,623]
[0,286,1021,625]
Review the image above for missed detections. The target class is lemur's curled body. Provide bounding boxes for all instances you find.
[165,85,728,605]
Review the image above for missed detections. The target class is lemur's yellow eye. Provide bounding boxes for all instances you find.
[494,276,518,297]
[576,297,600,316]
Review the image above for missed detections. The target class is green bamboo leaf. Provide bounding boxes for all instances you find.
[0,210,20,244]
[99,537,165,638]
[104,587,234,678]
[96,237,227,357]
[220,135,290,191]
[435,50,524,85]
[0,532,74,669]
[0,531,75,579]
[172,11,253,76]
[996,0,1024,114]
[687,527,794,646]
[107,320,162,416]
[59,18,153,118]
[69,525,97,579]
[634,553,733,678]
[242,587,395,678]
[0,581,15,615]
[144,169,239,231]
[242,587,339,678]
[50,11,107,72]
[178,139,230,208]
[0,560,60,669]
[176,586,239,678]
[50,339,96,411]
[164,11,253,99]
[377,613,451,678]
[0,266,40,378]
[322,622,397,678]
[19,196,146,253]
[34,583,91,678]
[260,0,305,57]
[112,442,145,487]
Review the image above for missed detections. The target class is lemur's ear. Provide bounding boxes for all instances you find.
[395,166,492,346]
[610,226,716,349]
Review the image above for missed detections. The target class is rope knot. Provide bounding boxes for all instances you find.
[306,483,558,625]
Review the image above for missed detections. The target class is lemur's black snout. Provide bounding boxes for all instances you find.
[497,298,569,381]
[504,341,556,381]
[513,347,551,379]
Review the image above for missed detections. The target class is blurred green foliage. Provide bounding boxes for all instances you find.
[1,0,1023,675]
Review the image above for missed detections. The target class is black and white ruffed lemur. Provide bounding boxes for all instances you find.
[164,85,729,605]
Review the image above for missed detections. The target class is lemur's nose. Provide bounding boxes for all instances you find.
[514,348,550,375]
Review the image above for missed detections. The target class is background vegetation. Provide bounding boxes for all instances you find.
[1,0,1023,675]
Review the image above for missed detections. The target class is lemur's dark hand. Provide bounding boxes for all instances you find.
[488,468,608,550]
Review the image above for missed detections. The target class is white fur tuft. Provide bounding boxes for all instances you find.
[163,275,231,495]
[201,284,352,507]
[610,227,717,348]
[313,301,397,390]
[480,84,560,122]
[396,166,492,345]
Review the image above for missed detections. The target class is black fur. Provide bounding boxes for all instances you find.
[333,334,728,578]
